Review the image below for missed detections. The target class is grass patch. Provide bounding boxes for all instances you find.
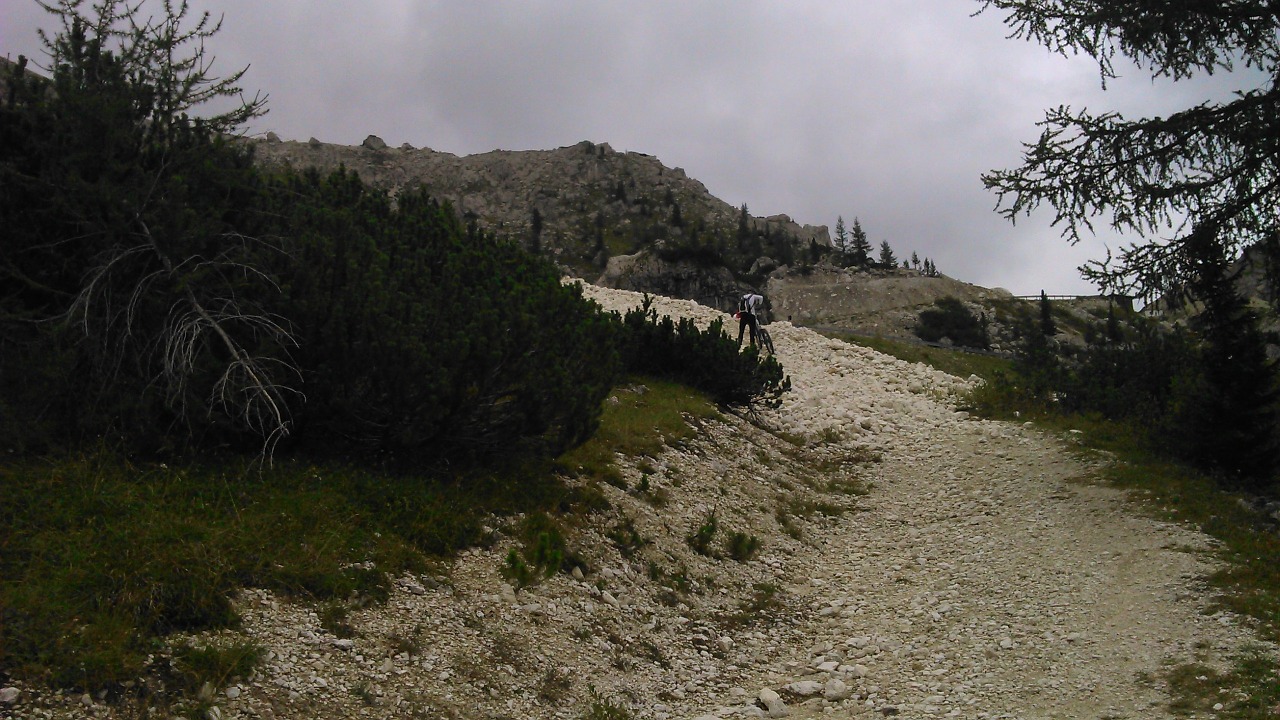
[1100,455,1280,642]
[581,687,634,720]
[168,639,263,696]
[0,449,597,691]
[1166,649,1280,718]
[556,377,718,482]
[824,331,1011,382]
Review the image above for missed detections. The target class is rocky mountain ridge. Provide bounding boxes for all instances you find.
[247,133,1134,353]
[250,135,830,281]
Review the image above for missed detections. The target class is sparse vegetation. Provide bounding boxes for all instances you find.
[720,583,787,628]
[168,640,263,697]
[502,512,578,589]
[538,667,574,702]
[581,687,634,720]
[687,512,719,556]
[823,331,1007,382]
[319,602,357,639]
[607,517,652,559]
[726,531,762,562]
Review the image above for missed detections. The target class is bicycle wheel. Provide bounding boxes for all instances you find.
[760,327,775,355]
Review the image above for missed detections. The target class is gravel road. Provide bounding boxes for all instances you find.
[7,284,1267,720]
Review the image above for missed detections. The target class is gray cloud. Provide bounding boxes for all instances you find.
[3,0,1262,296]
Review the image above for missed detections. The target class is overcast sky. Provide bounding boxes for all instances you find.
[2,1,1262,295]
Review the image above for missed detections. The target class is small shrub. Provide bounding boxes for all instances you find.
[687,512,719,556]
[531,531,564,577]
[502,549,536,590]
[502,512,575,589]
[607,518,651,559]
[581,687,634,720]
[721,582,786,628]
[914,296,990,349]
[319,602,356,639]
[726,531,761,562]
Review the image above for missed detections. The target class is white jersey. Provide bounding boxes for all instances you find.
[742,294,764,315]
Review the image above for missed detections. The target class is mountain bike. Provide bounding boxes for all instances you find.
[757,325,775,355]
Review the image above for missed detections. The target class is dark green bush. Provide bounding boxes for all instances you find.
[617,297,789,408]
[914,297,989,349]
[233,169,622,464]
[1059,321,1197,428]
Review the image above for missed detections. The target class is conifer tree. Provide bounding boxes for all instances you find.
[1015,292,1062,400]
[979,0,1280,302]
[1038,291,1057,337]
[736,203,751,254]
[0,0,289,449]
[877,240,897,268]
[849,218,872,268]
[1171,224,1280,487]
[529,207,544,254]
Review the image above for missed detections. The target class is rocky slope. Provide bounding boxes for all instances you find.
[6,283,1269,720]
[249,135,829,280]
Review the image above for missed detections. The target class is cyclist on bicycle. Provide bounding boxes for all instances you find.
[736,292,765,348]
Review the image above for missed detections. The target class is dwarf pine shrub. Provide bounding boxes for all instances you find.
[617,296,789,408]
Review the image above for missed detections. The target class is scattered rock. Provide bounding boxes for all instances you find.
[758,688,790,718]
[782,680,823,697]
[824,678,851,701]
